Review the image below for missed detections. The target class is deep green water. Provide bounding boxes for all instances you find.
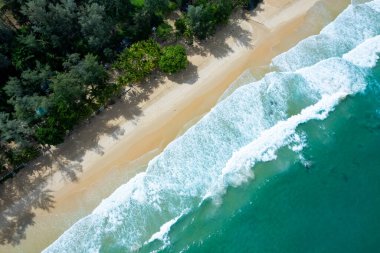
[160,67,380,253]
[44,1,380,252]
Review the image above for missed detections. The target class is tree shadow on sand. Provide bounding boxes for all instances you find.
[186,11,254,59]
[167,62,199,84]
[0,173,55,246]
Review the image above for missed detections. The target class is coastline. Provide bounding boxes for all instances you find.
[0,0,350,252]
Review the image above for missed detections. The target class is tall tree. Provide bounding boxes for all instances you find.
[4,63,51,123]
[0,112,33,147]
[22,0,79,50]
[69,54,110,105]
[0,19,13,74]
[35,54,109,146]
[187,4,216,40]
[91,0,131,22]
[79,3,112,52]
[11,33,47,70]
[144,0,169,15]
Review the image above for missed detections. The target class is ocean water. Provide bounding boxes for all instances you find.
[44,1,380,252]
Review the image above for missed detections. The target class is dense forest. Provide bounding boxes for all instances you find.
[0,0,261,179]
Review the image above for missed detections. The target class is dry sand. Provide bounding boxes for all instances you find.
[0,0,350,252]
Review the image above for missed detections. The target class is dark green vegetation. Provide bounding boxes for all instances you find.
[159,45,188,74]
[0,0,261,179]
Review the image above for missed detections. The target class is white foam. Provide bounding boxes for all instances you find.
[297,57,368,94]
[207,92,348,200]
[145,209,189,246]
[93,172,146,214]
[343,35,380,68]
[272,0,380,72]
[367,0,380,11]
[289,132,307,153]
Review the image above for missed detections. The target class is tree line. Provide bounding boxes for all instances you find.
[0,0,261,178]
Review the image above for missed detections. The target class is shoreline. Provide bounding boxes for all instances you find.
[0,0,350,252]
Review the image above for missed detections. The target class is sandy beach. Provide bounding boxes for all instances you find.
[0,0,350,252]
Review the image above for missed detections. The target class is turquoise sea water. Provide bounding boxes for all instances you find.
[44,1,380,252]
[158,67,380,253]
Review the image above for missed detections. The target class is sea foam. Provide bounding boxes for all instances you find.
[343,35,380,68]
[272,0,380,71]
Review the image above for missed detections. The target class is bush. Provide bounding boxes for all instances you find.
[159,45,188,74]
[115,39,161,84]
[156,23,173,41]
[187,5,217,40]
[10,146,40,166]
[175,16,187,34]
[168,1,178,11]
[185,0,235,40]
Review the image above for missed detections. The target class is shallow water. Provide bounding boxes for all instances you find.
[44,1,380,252]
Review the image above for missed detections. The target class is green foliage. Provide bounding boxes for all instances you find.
[175,16,187,34]
[66,54,110,104]
[10,145,40,166]
[20,54,110,146]
[0,20,14,82]
[131,0,144,7]
[159,44,188,74]
[21,0,79,50]
[0,53,10,69]
[50,72,89,122]
[232,0,250,8]
[168,1,177,11]
[5,63,51,98]
[187,5,216,40]
[4,63,51,123]
[156,22,173,41]
[115,39,161,85]
[91,0,132,21]
[79,3,112,51]
[144,0,169,15]
[11,33,44,70]
[185,0,235,40]
[128,9,154,41]
[0,112,33,146]
[0,19,13,45]
[213,0,234,24]
[35,117,65,145]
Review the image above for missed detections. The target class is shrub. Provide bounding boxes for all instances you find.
[168,1,178,11]
[10,146,40,166]
[115,39,161,85]
[175,16,187,34]
[156,23,173,41]
[159,45,188,74]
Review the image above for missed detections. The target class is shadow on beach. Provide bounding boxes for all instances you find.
[186,11,254,59]
[0,9,254,247]
[0,172,54,246]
